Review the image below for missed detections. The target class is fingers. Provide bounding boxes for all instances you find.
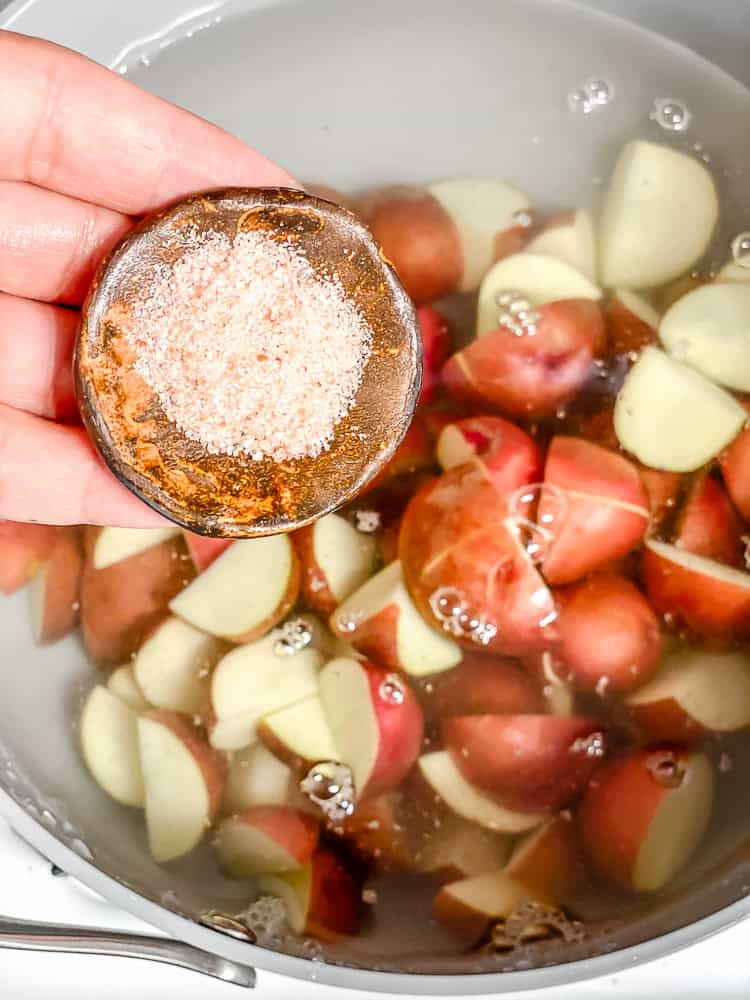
[0,403,167,527]
[0,293,78,419]
[0,31,295,215]
[0,181,132,304]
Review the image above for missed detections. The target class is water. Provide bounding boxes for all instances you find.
[300,761,356,824]
[494,290,540,337]
[272,617,313,655]
[651,98,692,133]
[428,587,498,646]
[731,232,750,268]
[378,673,406,705]
[567,77,613,115]
[355,509,381,533]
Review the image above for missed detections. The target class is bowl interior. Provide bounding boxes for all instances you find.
[4,0,750,986]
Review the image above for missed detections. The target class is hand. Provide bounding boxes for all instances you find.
[0,31,294,527]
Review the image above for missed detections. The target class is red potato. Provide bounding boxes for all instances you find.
[366,413,433,490]
[720,409,750,519]
[223,744,297,815]
[170,535,299,643]
[257,694,339,772]
[435,414,542,496]
[417,654,543,722]
[419,401,474,442]
[555,574,661,694]
[29,529,83,644]
[433,869,535,942]
[214,807,319,877]
[80,538,194,666]
[339,793,415,871]
[539,436,649,585]
[399,462,557,657]
[417,306,451,405]
[673,474,743,566]
[0,521,57,595]
[293,513,377,616]
[414,814,511,881]
[80,685,144,808]
[442,714,605,813]
[442,299,606,419]
[330,560,461,677]
[138,710,227,863]
[524,209,597,282]
[183,533,233,572]
[638,465,681,529]
[91,527,180,570]
[605,289,660,359]
[356,180,531,304]
[319,658,424,798]
[506,814,579,903]
[626,648,750,743]
[643,539,750,639]
[579,748,714,892]
[258,846,362,938]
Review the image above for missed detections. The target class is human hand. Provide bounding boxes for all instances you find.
[0,30,294,527]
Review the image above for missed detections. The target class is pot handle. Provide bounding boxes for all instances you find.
[0,915,256,988]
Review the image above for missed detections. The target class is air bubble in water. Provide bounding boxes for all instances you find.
[506,482,568,565]
[355,509,381,533]
[731,232,750,269]
[272,617,313,656]
[428,587,497,646]
[40,809,57,828]
[301,761,356,824]
[647,750,685,788]
[378,673,406,705]
[570,731,606,759]
[512,209,534,230]
[70,838,93,861]
[491,901,584,952]
[335,610,362,635]
[243,896,289,945]
[719,752,733,774]
[494,290,540,336]
[568,77,613,115]
[651,98,691,133]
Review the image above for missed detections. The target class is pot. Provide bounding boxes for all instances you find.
[2,0,750,993]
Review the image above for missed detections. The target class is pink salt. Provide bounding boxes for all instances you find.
[125,229,372,462]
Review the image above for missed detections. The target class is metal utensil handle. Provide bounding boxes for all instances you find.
[0,915,256,988]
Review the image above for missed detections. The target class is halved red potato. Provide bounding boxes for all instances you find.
[433,870,534,941]
[339,792,414,871]
[107,664,150,713]
[182,533,233,573]
[170,535,299,643]
[356,180,531,304]
[399,463,557,657]
[80,685,144,808]
[319,658,423,798]
[223,744,296,815]
[258,846,362,938]
[257,694,339,772]
[330,560,461,677]
[614,347,746,473]
[0,521,57,595]
[643,539,750,638]
[133,615,222,715]
[579,748,714,892]
[605,289,660,359]
[209,635,323,751]
[91,527,180,570]
[556,574,661,694]
[81,538,193,666]
[138,710,226,862]
[417,654,543,722]
[417,752,543,834]
[442,714,605,813]
[29,528,83,644]
[598,140,719,289]
[414,814,511,881]
[538,436,649,585]
[215,807,319,877]
[435,414,542,496]
[506,814,579,903]
[525,209,596,282]
[417,306,451,405]
[720,407,750,520]
[293,513,377,616]
[626,648,750,743]
[443,299,606,419]
[673,474,743,566]
[475,253,601,338]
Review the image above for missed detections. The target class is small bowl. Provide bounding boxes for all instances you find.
[75,187,421,537]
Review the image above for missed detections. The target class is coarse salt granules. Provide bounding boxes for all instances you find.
[124,229,372,462]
